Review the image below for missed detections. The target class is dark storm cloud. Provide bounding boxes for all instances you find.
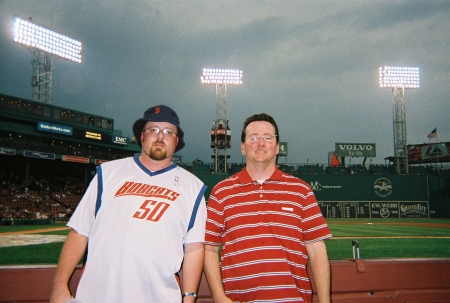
[1,1,449,165]
[354,0,450,31]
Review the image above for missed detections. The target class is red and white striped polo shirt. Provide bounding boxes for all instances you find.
[205,167,332,302]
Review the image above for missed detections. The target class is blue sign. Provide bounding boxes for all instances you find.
[23,150,56,160]
[0,147,16,155]
[112,135,128,145]
[37,121,73,136]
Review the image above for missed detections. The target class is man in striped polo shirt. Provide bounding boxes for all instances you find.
[204,113,332,303]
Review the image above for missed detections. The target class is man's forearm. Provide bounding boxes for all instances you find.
[182,242,205,303]
[50,229,88,303]
[306,241,331,303]
[204,245,233,303]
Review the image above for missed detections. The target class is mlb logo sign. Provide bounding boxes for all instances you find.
[278,142,288,157]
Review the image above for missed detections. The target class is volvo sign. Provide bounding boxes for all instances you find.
[335,143,376,157]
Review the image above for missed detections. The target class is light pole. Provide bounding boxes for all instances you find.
[379,66,420,174]
[201,68,243,173]
[13,16,82,104]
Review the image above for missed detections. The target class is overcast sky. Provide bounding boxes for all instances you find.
[1,1,449,166]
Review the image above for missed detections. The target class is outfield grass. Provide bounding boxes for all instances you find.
[327,223,450,238]
[0,223,68,233]
[325,218,450,259]
[327,238,450,259]
[1,219,449,265]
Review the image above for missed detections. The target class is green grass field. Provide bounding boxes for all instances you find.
[326,218,450,259]
[1,219,449,265]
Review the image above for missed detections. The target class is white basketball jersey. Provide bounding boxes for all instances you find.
[68,156,207,303]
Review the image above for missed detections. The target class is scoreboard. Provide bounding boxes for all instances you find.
[318,201,429,219]
[319,202,370,219]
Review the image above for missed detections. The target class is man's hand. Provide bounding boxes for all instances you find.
[49,286,71,303]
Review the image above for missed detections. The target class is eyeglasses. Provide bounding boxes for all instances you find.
[246,134,277,142]
[142,127,177,137]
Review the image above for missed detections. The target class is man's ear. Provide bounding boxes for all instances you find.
[241,142,246,155]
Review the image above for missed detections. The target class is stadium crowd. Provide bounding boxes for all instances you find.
[0,165,86,225]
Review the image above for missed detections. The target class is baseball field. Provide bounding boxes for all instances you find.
[1,218,449,265]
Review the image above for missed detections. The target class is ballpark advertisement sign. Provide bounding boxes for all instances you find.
[317,201,429,218]
[370,202,399,218]
[408,142,450,163]
[399,202,429,218]
[335,143,376,158]
[278,142,288,157]
[370,201,429,218]
[374,178,392,198]
[37,121,73,136]
[112,135,128,145]
[23,150,55,160]
[0,147,16,155]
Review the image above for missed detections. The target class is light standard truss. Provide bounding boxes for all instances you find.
[392,87,408,174]
[31,50,53,103]
[379,66,420,174]
[201,68,243,173]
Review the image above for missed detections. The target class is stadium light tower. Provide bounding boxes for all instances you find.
[201,68,243,173]
[13,15,82,104]
[379,66,420,174]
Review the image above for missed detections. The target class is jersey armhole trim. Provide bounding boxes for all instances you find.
[95,166,103,217]
[187,184,207,232]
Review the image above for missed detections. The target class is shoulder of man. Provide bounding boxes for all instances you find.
[174,164,205,184]
[278,171,313,190]
[99,156,133,168]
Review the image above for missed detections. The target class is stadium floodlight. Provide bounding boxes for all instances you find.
[201,68,243,85]
[379,66,420,89]
[13,16,82,63]
[379,65,420,175]
[12,15,82,104]
[201,67,243,173]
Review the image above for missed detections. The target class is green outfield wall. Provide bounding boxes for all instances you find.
[196,170,450,218]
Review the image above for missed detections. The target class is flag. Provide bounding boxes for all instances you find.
[427,128,437,139]
[330,152,340,167]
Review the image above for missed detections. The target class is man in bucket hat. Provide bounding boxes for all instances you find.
[51,105,207,303]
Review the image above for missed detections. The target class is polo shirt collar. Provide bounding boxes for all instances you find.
[237,166,284,184]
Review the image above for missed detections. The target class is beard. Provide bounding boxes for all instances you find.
[148,146,168,161]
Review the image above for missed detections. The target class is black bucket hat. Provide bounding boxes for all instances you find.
[132,105,185,152]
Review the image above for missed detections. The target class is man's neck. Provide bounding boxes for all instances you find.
[139,155,173,172]
[245,162,276,181]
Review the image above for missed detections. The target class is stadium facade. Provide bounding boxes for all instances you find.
[1,92,449,222]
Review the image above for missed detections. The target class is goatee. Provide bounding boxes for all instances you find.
[149,147,167,161]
